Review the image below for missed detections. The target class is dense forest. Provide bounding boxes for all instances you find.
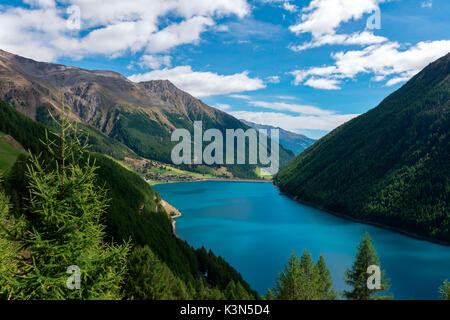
[275,53,450,243]
[0,99,257,299]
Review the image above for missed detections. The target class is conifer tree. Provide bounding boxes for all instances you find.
[265,288,275,300]
[225,280,237,300]
[271,250,336,300]
[439,280,449,300]
[343,232,392,300]
[0,174,20,299]
[124,245,190,300]
[315,255,338,300]
[0,104,129,299]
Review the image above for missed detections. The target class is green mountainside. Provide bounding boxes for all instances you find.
[0,49,294,178]
[0,99,257,298]
[275,53,450,243]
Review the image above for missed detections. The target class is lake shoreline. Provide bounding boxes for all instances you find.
[160,199,182,236]
[275,187,450,247]
[159,179,449,246]
[151,177,272,185]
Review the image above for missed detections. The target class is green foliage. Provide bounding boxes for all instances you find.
[343,232,392,300]
[36,107,137,161]
[439,279,450,300]
[0,132,26,172]
[0,174,20,299]
[271,250,337,300]
[0,108,129,299]
[109,109,294,179]
[0,99,257,299]
[315,255,338,300]
[195,246,258,299]
[123,245,190,300]
[275,54,450,242]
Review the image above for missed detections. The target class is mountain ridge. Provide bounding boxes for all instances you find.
[240,119,316,155]
[0,49,294,178]
[275,52,450,243]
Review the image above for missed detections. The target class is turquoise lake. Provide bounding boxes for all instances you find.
[154,181,450,300]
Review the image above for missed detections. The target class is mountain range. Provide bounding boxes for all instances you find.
[0,49,294,178]
[240,119,316,155]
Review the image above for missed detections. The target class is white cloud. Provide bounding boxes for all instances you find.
[266,75,280,83]
[289,0,389,51]
[23,0,55,8]
[138,55,172,69]
[215,103,232,111]
[290,40,450,89]
[0,0,250,61]
[145,16,214,53]
[249,101,334,116]
[421,1,432,8]
[290,0,387,37]
[276,95,296,100]
[282,1,298,13]
[290,31,388,52]
[230,94,252,99]
[128,66,266,97]
[262,0,298,13]
[304,77,341,90]
[229,95,359,132]
[230,110,359,131]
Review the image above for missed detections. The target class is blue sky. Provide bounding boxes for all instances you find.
[1,0,449,138]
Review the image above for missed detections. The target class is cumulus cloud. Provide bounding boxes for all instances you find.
[128,66,265,97]
[0,0,250,61]
[289,0,389,51]
[266,75,280,84]
[138,55,172,70]
[290,40,450,89]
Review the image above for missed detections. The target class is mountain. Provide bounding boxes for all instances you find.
[275,53,450,243]
[0,49,294,178]
[0,98,257,298]
[240,119,316,155]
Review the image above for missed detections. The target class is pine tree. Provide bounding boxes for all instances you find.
[272,250,336,300]
[0,104,129,299]
[439,279,449,300]
[343,232,392,300]
[225,280,237,300]
[315,255,338,300]
[124,245,190,300]
[235,281,251,300]
[265,288,275,300]
[0,174,20,299]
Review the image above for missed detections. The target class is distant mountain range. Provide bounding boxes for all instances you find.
[0,49,294,178]
[240,119,316,155]
[275,52,450,244]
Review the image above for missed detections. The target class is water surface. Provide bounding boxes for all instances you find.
[154,181,450,299]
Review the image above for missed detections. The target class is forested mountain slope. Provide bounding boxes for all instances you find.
[0,50,294,178]
[0,99,257,298]
[275,53,450,243]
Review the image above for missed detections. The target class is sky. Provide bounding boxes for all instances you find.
[0,0,449,138]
